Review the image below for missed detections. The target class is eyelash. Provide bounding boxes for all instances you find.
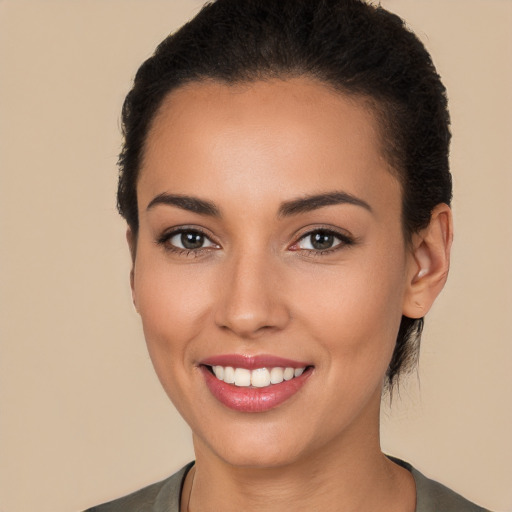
[156,227,355,257]
[156,227,219,257]
[290,228,355,256]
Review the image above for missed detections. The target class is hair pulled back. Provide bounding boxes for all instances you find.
[117,0,452,387]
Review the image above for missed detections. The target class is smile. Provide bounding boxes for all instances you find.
[210,365,305,388]
[199,355,313,413]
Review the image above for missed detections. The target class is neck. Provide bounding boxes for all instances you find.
[186,401,415,512]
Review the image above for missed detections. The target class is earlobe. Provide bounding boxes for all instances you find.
[402,204,453,319]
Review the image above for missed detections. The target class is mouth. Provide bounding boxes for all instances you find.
[205,364,308,388]
[199,355,314,412]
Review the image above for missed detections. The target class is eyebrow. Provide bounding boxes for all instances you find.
[146,193,220,217]
[146,190,372,218]
[278,191,373,217]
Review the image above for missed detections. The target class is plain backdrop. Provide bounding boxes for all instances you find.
[0,1,511,511]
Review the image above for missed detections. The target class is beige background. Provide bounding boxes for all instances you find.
[0,1,511,511]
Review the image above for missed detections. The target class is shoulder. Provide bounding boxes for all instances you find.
[412,466,491,512]
[390,457,491,512]
[83,462,193,512]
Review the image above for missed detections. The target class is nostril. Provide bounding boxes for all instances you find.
[213,266,291,336]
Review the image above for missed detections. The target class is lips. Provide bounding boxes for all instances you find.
[200,354,313,412]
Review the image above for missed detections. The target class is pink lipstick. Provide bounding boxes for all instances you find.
[200,354,313,413]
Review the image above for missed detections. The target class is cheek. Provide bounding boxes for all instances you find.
[290,252,407,369]
[132,251,214,371]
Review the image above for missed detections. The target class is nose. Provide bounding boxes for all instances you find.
[214,250,290,339]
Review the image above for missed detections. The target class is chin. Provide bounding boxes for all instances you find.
[216,442,305,470]
[193,418,312,469]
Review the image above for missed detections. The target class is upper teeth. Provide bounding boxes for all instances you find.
[212,366,305,388]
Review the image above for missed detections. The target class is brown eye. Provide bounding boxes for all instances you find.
[168,230,217,250]
[294,229,351,252]
[310,232,336,250]
[181,232,205,249]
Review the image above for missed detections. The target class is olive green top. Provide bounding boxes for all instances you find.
[85,459,490,512]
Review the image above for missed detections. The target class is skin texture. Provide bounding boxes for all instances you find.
[129,78,452,512]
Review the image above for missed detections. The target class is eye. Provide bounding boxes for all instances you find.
[292,229,353,252]
[170,230,216,250]
[159,228,219,252]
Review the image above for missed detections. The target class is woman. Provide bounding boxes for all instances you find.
[87,0,489,510]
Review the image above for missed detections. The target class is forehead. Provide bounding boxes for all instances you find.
[139,78,400,217]
[146,78,382,160]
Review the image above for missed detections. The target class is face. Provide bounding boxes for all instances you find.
[131,78,417,468]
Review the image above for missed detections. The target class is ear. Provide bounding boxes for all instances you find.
[402,203,453,319]
[126,228,138,312]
